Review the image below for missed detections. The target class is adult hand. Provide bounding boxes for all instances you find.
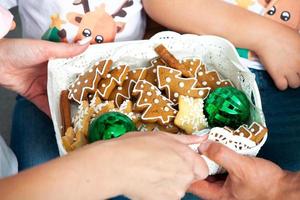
[0,38,90,116]
[0,132,209,200]
[107,132,209,200]
[188,141,288,200]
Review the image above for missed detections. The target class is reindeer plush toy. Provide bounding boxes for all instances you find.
[42,0,134,44]
[263,0,300,32]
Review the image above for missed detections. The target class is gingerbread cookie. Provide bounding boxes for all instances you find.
[132,80,177,125]
[62,127,75,152]
[109,68,147,107]
[181,58,204,78]
[111,100,141,124]
[68,60,112,103]
[174,96,208,134]
[196,64,233,91]
[119,100,133,114]
[155,44,193,77]
[97,65,130,100]
[143,57,167,85]
[208,127,256,150]
[157,66,210,104]
[73,100,91,137]
[137,122,179,134]
[232,122,268,144]
[60,90,72,134]
[71,130,88,150]
[89,92,115,119]
[157,122,180,134]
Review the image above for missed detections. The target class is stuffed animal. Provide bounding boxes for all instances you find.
[263,0,300,31]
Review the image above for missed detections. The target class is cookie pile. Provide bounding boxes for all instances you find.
[60,44,267,152]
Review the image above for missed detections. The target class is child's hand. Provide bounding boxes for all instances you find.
[256,29,300,90]
[0,39,89,116]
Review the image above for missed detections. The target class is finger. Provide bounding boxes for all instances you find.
[199,141,248,175]
[115,131,146,141]
[273,74,288,91]
[166,133,209,145]
[10,20,16,30]
[286,72,300,89]
[188,180,222,200]
[30,94,51,118]
[191,152,209,180]
[44,38,91,59]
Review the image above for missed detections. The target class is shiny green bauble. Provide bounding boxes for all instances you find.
[88,112,137,143]
[204,86,250,129]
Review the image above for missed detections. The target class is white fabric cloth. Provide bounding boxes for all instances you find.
[1,0,146,42]
[0,135,18,178]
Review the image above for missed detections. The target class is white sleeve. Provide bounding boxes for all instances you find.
[0,135,18,178]
[0,0,17,9]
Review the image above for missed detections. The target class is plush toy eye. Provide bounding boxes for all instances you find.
[281,11,291,21]
[95,35,104,43]
[267,6,276,15]
[82,29,92,37]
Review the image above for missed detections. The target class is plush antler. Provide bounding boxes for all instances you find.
[73,0,90,13]
[112,0,134,18]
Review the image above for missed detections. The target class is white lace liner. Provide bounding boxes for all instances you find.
[48,31,267,175]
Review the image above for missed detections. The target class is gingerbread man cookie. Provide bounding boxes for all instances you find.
[196,64,233,91]
[132,80,177,125]
[157,66,210,104]
[97,65,130,100]
[174,96,208,134]
[68,60,112,104]
[109,68,147,107]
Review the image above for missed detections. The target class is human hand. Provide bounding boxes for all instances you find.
[0,6,15,38]
[106,132,209,200]
[0,38,90,116]
[188,141,287,200]
[256,27,300,90]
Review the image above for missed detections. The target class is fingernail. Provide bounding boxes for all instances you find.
[198,141,212,153]
[193,129,210,136]
[198,133,208,138]
[192,132,209,141]
[77,37,92,45]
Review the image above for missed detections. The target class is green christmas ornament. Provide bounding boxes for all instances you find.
[204,86,250,128]
[41,27,61,42]
[88,112,137,143]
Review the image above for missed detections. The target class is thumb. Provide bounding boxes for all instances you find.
[166,132,209,145]
[43,37,91,59]
[199,141,247,175]
[188,180,222,200]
